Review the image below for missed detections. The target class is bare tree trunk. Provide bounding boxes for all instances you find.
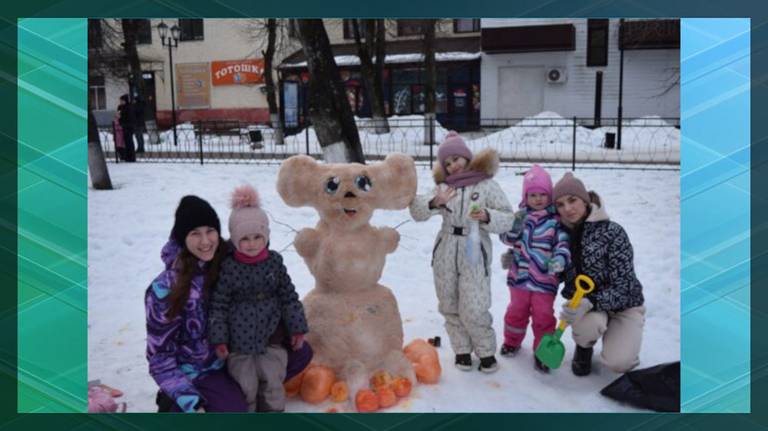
[422,20,437,146]
[120,19,146,101]
[88,109,113,190]
[89,21,113,189]
[263,19,284,145]
[296,19,364,163]
[373,20,388,132]
[352,20,389,134]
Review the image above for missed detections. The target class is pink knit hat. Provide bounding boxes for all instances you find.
[437,131,473,172]
[229,185,270,247]
[520,164,553,207]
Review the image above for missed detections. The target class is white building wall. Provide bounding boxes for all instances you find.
[480,19,679,121]
[98,19,484,117]
[323,18,479,45]
[98,19,296,114]
[103,75,129,113]
[138,19,271,111]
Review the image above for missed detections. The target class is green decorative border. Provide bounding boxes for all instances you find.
[17,17,87,414]
[3,0,767,429]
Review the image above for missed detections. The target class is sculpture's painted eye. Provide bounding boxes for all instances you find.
[325,177,340,194]
[354,175,372,192]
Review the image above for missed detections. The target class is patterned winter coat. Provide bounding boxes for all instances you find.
[560,195,644,312]
[208,251,308,354]
[500,205,570,295]
[410,149,515,279]
[145,239,224,413]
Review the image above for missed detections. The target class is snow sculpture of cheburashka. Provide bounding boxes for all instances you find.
[277,153,439,411]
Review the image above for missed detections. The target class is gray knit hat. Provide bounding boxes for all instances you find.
[553,172,591,204]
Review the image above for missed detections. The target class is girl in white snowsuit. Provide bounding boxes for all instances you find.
[409,132,515,373]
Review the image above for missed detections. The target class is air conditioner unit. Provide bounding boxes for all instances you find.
[546,68,567,84]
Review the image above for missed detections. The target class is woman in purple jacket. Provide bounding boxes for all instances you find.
[145,195,312,412]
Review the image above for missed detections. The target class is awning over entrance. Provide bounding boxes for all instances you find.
[279,36,480,69]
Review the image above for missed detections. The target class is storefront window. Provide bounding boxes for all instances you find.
[436,86,447,114]
[392,85,411,115]
[412,85,425,113]
[283,81,299,128]
[392,68,420,115]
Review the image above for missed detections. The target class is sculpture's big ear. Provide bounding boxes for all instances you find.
[368,153,417,210]
[277,155,321,207]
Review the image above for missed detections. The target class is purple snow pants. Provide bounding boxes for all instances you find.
[161,341,313,412]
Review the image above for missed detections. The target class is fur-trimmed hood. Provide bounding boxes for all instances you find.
[585,191,609,223]
[432,148,500,184]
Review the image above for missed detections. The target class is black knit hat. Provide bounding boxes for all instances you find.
[171,195,221,245]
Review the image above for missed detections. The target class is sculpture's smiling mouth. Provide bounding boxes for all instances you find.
[343,208,358,217]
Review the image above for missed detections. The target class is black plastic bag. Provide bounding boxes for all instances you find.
[600,362,680,412]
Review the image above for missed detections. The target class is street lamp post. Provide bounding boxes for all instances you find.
[158,20,181,146]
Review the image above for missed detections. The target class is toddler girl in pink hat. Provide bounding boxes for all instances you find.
[499,165,571,373]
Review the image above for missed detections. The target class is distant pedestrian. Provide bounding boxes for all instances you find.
[117,94,136,162]
[133,96,146,153]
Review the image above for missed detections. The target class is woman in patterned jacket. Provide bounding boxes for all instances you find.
[145,195,312,413]
[553,172,645,377]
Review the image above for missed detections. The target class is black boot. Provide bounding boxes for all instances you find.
[478,356,499,374]
[455,353,472,371]
[500,344,521,357]
[534,357,550,374]
[572,345,593,376]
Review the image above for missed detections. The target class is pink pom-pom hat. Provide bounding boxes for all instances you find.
[229,184,270,245]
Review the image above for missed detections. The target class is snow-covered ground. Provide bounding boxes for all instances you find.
[88,161,680,413]
[98,112,680,164]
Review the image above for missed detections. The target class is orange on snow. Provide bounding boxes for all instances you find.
[403,339,441,384]
[355,389,380,412]
[391,376,413,398]
[376,386,398,409]
[300,365,336,404]
[370,370,393,390]
[330,380,349,402]
[284,368,307,398]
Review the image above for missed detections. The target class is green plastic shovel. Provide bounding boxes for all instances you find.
[535,274,595,369]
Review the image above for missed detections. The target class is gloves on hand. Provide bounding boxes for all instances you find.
[291,334,305,351]
[510,210,527,234]
[559,298,593,325]
[215,344,229,360]
[501,249,514,270]
[547,257,565,275]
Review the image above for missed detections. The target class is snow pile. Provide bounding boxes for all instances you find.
[159,122,196,145]
[472,112,679,162]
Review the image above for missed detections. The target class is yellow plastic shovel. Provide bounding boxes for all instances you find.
[534,274,595,369]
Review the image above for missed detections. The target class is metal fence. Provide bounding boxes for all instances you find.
[99,116,680,170]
